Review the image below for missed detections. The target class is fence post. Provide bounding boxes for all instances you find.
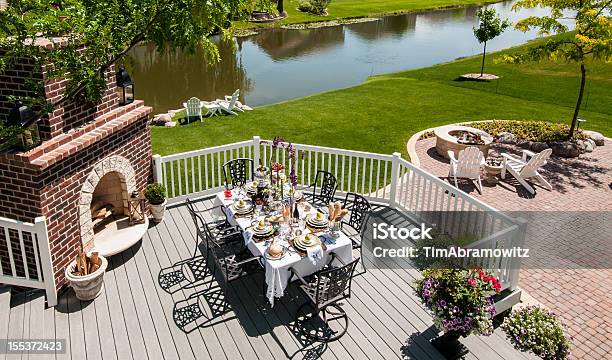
[34,216,57,307]
[388,152,401,208]
[253,136,261,166]
[509,217,528,291]
[152,154,163,184]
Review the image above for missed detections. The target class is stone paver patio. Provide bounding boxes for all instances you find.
[414,137,612,360]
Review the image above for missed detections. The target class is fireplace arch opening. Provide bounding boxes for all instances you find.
[79,155,148,256]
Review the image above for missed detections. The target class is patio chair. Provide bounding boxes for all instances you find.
[223,158,254,189]
[341,192,371,274]
[307,170,338,207]
[448,146,485,193]
[158,199,240,294]
[501,148,552,195]
[183,97,204,122]
[290,254,359,342]
[216,89,240,116]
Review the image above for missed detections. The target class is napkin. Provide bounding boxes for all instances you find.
[243,230,253,245]
[306,245,323,265]
[318,233,336,245]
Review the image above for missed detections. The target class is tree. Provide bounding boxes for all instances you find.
[0,0,258,133]
[502,0,612,139]
[473,8,510,76]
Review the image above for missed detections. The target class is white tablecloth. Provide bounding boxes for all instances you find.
[214,192,353,306]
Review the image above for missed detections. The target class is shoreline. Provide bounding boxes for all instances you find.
[232,0,504,34]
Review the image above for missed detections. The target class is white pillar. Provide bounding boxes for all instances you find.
[388,152,401,208]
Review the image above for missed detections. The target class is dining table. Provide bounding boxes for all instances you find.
[214,188,353,306]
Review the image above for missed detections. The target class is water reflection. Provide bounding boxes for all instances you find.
[126,1,572,113]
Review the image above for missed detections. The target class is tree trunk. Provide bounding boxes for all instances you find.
[480,41,487,77]
[277,0,284,14]
[568,63,586,139]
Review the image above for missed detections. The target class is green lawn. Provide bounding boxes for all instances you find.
[234,0,501,30]
[152,37,611,158]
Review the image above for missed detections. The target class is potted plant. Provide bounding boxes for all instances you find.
[145,183,167,223]
[484,157,503,183]
[65,252,107,301]
[502,306,572,360]
[415,268,501,359]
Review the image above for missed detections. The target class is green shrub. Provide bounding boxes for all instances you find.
[297,0,331,15]
[144,183,167,205]
[502,306,572,360]
[297,0,313,13]
[471,120,587,143]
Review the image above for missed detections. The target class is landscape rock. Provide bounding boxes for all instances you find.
[152,113,172,126]
[551,141,580,158]
[584,139,595,153]
[497,132,517,144]
[518,140,533,150]
[531,142,549,153]
[584,130,605,146]
[164,121,177,128]
[167,109,182,117]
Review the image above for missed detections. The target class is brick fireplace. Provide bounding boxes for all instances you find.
[0,42,152,290]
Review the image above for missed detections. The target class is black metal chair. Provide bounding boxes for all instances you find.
[158,199,240,294]
[341,192,371,274]
[307,170,338,207]
[223,158,254,189]
[290,254,359,342]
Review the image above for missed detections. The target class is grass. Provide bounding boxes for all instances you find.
[152,36,611,158]
[233,0,501,30]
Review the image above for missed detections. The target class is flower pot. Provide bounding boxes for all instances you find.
[65,255,108,301]
[431,331,469,360]
[150,199,167,223]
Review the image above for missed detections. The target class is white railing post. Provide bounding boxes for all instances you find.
[34,216,57,307]
[388,152,401,208]
[253,136,261,165]
[152,154,163,184]
[508,217,528,291]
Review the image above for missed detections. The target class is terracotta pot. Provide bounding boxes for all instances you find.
[149,199,167,223]
[65,255,107,301]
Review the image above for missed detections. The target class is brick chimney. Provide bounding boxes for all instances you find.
[0,40,152,289]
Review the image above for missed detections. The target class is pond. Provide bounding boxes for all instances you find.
[126,1,573,114]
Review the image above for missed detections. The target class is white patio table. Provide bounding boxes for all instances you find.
[214,191,353,306]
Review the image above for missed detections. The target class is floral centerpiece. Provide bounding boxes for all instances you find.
[415,268,501,358]
[501,306,572,360]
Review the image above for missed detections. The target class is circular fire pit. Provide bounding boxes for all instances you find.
[434,125,493,159]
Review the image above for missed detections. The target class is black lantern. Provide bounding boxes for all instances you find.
[7,100,39,150]
[127,191,146,225]
[116,67,134,106]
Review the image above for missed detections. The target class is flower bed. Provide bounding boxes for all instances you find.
[471,120,587,143]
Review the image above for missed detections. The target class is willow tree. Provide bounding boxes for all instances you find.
[0,0,259,136]
[473,8,510,76]
[502,0,612,139]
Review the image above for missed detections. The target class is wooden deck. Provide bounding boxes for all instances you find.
[3,197,536,360]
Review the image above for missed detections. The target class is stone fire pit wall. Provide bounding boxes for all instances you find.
[0,49,152,290]
[434,125,494,159]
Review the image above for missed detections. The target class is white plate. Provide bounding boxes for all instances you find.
[265,249,286,261]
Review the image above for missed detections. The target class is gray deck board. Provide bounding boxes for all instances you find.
[4,198,531,360]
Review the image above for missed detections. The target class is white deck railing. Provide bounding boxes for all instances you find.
[0,216,57,306]
[153,136,526,292]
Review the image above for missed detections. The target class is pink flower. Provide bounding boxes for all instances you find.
[467,279,477,286]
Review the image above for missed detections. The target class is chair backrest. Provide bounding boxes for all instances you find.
[342,192,371,235]
[227,89,239,110]
[313,170,338,205]
[186,199,210,253]
[223,158,253,189]
[314,258,359,307]
[455,147,484,177]
[185,97,202,117]
[521,148,552,176]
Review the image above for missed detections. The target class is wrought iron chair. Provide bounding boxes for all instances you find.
[222,158,254,190]
[307,170,338,207]
[341,192,371,273]
[158,199,240,294]
[290,254,359,342]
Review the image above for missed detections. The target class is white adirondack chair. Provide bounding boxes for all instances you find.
[216,89,240,116]
[448,147,485,193]
[501,148,552,194]
[183,97,203,122]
